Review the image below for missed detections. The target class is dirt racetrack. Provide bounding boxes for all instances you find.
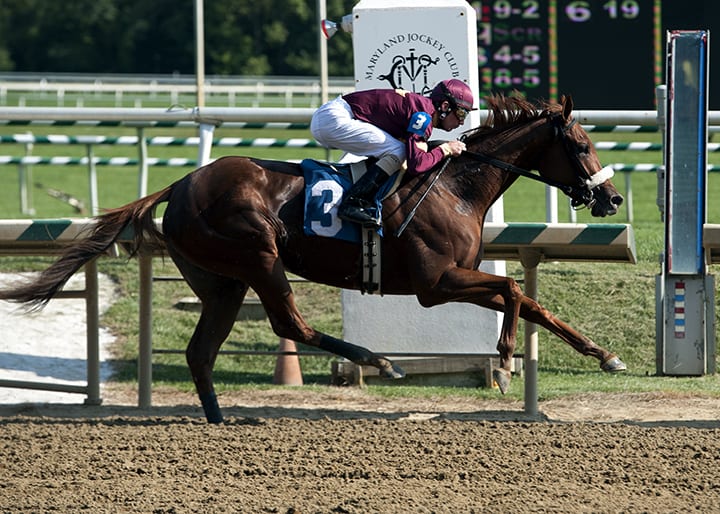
[2,387,720,513]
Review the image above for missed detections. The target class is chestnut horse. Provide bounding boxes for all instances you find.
[0,95,626,423]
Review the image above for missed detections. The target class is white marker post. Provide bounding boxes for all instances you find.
[340,0,504,366]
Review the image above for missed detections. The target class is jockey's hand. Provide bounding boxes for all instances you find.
[440,140,466,157]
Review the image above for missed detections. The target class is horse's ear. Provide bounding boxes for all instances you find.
[561,95,573,121]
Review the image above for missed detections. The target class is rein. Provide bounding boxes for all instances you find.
[394,156,452,237]
[460,149,576,197]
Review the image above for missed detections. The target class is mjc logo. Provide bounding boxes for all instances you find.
[363,32,461,93]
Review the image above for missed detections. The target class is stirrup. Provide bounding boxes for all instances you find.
[338,203,382,228]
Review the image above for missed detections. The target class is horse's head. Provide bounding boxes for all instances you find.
[538,95,623,217]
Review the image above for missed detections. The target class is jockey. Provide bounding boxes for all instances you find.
[310,79,475,228]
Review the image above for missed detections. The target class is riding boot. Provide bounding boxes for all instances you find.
[337,163,389,228]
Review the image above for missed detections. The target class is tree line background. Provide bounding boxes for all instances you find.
[0,0,356,76]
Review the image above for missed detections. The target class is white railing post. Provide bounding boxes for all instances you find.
[84,259,101,405]
[520,249,542,417]
[197,122,215,166]
[86,144,99,216]
[138,251,153,408]
[624,171,634,223]
[19,134,35,215]
[137,127,148,198]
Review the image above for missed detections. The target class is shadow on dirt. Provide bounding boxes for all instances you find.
[1,401,718,429]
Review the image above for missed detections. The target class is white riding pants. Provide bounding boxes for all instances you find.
[310,96,406,172]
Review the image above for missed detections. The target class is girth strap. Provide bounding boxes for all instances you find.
[361,228,382,294]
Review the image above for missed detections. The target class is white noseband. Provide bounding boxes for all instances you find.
[585,165,615,189]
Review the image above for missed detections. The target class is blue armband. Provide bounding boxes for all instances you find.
[407,112,431,136]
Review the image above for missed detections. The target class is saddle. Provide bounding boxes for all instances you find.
[301,158,405,294]
[300,158,404,242]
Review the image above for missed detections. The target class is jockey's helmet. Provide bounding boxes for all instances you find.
[429,79,477,112]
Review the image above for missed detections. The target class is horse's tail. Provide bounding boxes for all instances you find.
[0,184,174,310]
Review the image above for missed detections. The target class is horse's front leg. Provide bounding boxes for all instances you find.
[492,278,523,393]
[516,297,627,372]
[419,268,524,394]
[466,284,627,373]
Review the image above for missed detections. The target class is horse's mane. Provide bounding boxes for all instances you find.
[463,94,561,143]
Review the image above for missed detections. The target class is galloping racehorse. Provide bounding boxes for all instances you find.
[0,95,626,423]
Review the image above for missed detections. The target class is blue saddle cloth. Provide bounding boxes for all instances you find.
[301,159,395,242]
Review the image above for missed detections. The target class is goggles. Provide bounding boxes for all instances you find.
[454,106,469,123]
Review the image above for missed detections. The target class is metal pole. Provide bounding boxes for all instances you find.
[318,0,330,160]
[86,144,99,216]
[197,123,214,166]
[138,252,153,408]
[20,135,34,215]
[545,185,558,222]
[318,0,329,106]
[194,0,205,108]
[624,171,633,223]
[84,260,102,405]
[194,1,212,169]
[137,127,148,198]
[18,162,27,215]
[520,249,542,417]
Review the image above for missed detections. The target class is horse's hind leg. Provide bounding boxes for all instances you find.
[168,248,248,423]
[249,262,404,380]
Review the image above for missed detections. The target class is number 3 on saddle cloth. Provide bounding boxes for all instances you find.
[301,158,400,242]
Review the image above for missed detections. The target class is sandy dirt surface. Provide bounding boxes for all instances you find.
[1,387,720,513]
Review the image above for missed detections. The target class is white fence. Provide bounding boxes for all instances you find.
[0,74,356,108]
[2,105,720,222]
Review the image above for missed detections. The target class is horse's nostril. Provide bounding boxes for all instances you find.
[612,195,624,206]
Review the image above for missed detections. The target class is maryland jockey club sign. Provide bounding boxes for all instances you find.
[342,0,505,356]
[351,0,479,110]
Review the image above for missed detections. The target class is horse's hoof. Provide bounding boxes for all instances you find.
[374,358,405,379]
[601,354,627,373]
[382,362,406,380]
[492,368,512,394]
[199,391,224,424]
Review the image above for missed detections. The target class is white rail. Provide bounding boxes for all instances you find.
[0,75,356,108]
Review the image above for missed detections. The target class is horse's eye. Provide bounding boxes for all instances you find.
[578,143,590,154]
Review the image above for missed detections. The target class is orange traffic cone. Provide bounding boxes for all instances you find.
[273,338,303,385]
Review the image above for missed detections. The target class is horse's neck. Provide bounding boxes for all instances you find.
[454,118,554,213]
[475,118,551,168]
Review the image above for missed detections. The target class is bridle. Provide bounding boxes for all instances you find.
[460,114,615,210]
[394,113,616,237]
